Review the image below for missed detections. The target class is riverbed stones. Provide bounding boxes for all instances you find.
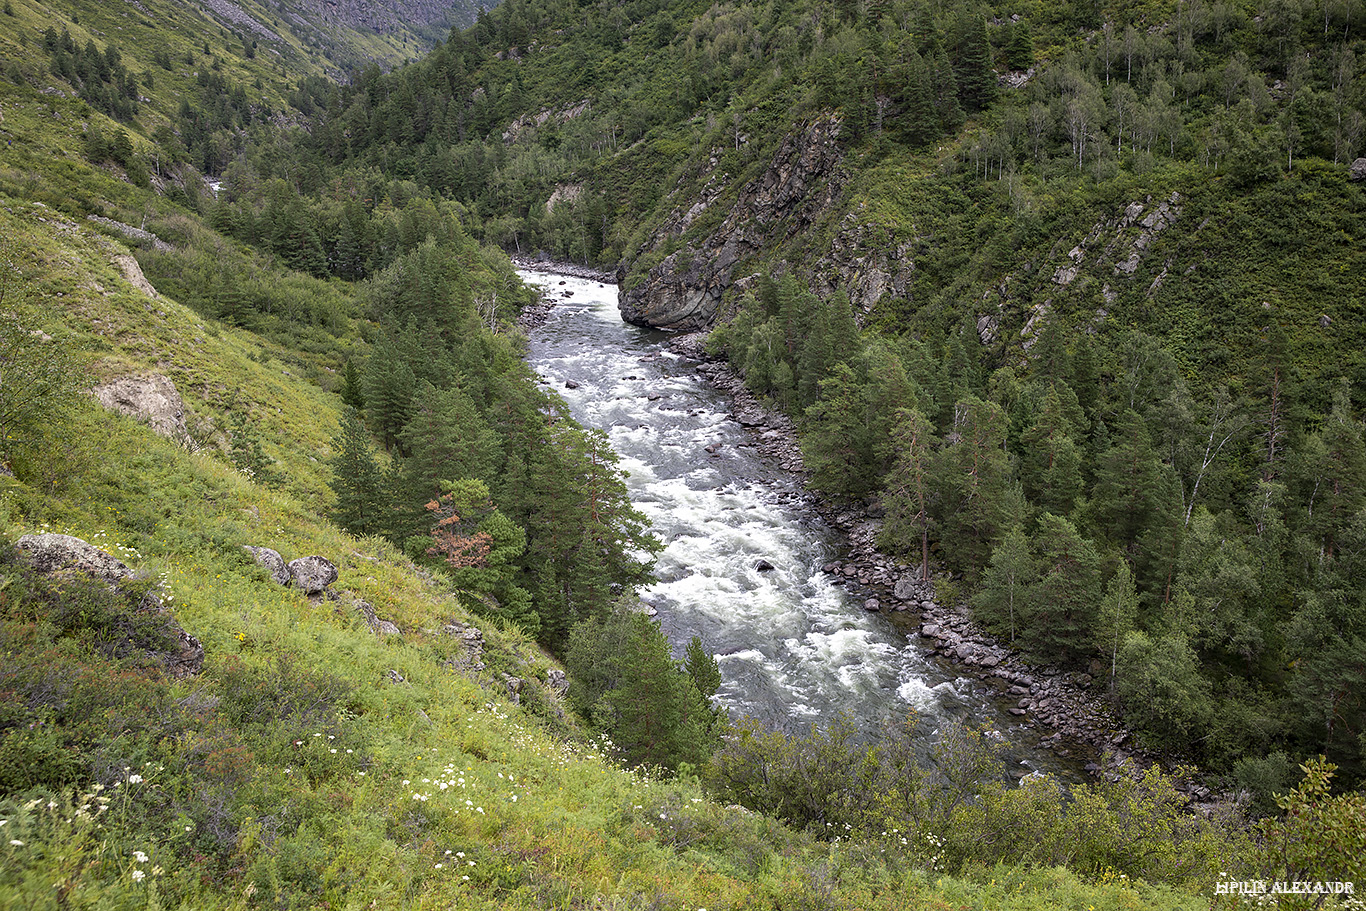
[893,576,919,600]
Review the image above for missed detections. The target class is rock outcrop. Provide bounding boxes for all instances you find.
[441,620,487,673]
[810,211,917,314]
[92,374,189,443]
[619,115,847,331]
[243,546,291,586]
[16,533,133,584]
[286,555,338,595]
[13,533,203,678]
[349,596,401,636]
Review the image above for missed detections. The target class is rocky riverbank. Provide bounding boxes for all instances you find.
[665,330,1226,797]
[513,257,618,331]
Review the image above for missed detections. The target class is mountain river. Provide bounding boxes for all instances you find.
[521,267,1084,779]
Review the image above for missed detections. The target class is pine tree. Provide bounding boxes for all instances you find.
[328,407,389,537]
[930,395,1014,577]
[398,382,500,502]
[684,635,722,701]
[879,408,937,581]
[1025,512,1102,661]
[1019,383,1085,517]
[566,605,717,771]
[948,5,997,113]
[971,524,1035,643]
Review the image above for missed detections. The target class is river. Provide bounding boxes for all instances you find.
[521,267,1079,778]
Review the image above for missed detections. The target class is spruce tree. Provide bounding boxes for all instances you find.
[971,524,1035,643]
[329,407,388,537]
[879,407,937,581]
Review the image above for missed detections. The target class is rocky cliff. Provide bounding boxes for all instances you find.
[618,115,849,331]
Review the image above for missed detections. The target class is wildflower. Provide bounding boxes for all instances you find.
[128,774,143,784]
[132,870,145,882]
[10,839,23,846]
[152,866,164,877]
[434,863,443,870]
[132,851,149,863]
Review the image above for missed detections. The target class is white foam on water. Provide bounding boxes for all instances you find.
[521,267,958,728]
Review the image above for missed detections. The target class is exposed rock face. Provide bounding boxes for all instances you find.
[502,673,523,704]
[349,596,400,636]
[89,216,173,253]
[442,620,487,672]
[1351,157,1366,180]
[287,555,338,595]
[546,667,569,696]
[113,253,162,298]
[16,533,131,584]
[810,212,917,314]
[619,115,847,331]
[244,546,291,586]
[503,101,591,144]
[13,533,202,678]
[92,374,188,443]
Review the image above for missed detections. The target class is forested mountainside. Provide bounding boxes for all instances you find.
[253,0,1366,793]
[1,0,1365,906]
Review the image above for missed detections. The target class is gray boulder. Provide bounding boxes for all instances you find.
[91,374,189,443]
[287,555,337,594]
[1351,157,1366,181]
[244,546,291,585]
[546,667,569,696]
[16,533,131,584]
[893,576,920,601]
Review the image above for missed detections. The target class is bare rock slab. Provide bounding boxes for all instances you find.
[16,533,131,584]
[92,374,188,442]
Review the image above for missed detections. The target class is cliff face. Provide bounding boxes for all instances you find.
[618,116,848,331]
